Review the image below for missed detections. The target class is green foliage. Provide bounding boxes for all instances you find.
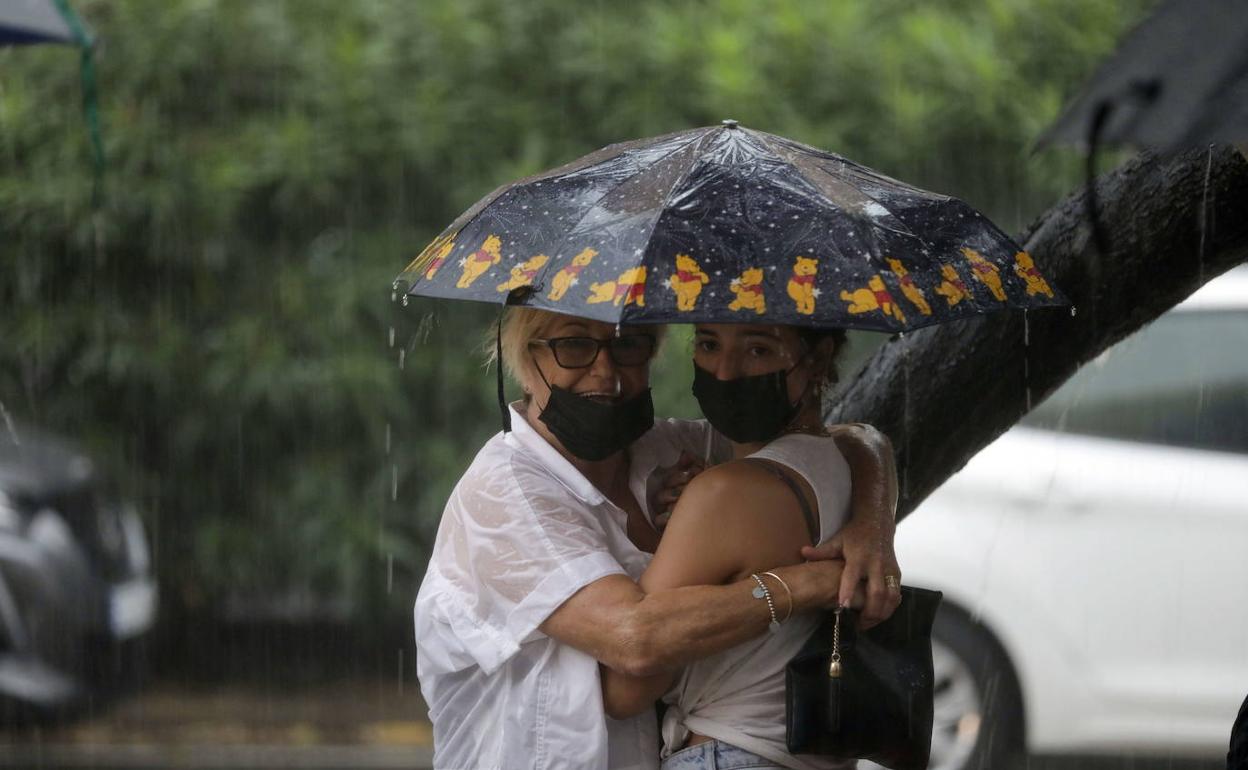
[0,0,1153,631]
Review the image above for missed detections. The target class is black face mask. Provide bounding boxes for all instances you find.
[534,364,655,461]
[691,361,802,443]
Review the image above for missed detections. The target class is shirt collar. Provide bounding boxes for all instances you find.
[503,402,606,505]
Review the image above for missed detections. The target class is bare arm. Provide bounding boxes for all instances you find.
[590,463,847,718]
[541,554,845,676]
[650,424,901,622]
[542,465,853,719]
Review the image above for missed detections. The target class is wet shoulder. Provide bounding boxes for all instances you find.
[454,432,567,509]
[681,458,792,510]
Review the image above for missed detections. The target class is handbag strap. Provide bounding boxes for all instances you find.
[741,458,818,545]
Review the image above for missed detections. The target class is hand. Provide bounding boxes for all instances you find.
[781,558,866,613]
[802,516,901,629]
[649,451,705,532]
[813,422,902,628]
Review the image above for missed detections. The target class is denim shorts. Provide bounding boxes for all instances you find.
[660,739,787,770]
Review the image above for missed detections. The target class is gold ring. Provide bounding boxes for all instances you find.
[884,575,900,591]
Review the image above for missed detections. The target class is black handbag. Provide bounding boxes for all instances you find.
[785,585,943,770]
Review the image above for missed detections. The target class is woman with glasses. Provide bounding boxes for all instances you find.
[413,308,899,770]
[599,322,896,770]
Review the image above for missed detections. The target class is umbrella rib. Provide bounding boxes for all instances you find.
[415,133,682,273]
[621,130,719,291]
[750,131,926,244]
[545,130,710,282]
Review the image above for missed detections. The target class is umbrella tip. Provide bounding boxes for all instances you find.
[721,119,739,129]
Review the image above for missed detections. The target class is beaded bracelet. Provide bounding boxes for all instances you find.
[761,570,794,623]
[750,573,782,633]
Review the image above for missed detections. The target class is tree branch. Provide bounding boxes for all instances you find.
[827,146,1248,519]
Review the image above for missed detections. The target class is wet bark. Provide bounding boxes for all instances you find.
[826,145,1248,520]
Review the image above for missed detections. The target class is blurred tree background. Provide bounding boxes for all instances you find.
[0,0,1153,670]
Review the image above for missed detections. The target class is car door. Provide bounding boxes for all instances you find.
[1021,306,1248,747]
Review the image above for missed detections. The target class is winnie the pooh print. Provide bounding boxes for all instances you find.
[669,254,710,312]
[456,235,503,289]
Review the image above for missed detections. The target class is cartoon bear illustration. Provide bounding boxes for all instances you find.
[496,254,550,293]
[588,266,647,307]
[934,263,971,307]
[787,256,819,316]
[669,253,710,312]
[840,274,906,324]
[729,267,767,315]
[886,257,932,316]
[456,234,504,289]
[1013,251,1055,298]
[424,239,456,280]
[400,235,455,281]
[586,282,617,304]
[961,247,1007,302]
[547,248,598,301]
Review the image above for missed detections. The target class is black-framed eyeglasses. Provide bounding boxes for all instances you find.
[529,334,657,369]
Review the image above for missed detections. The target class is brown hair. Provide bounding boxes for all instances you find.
[795,327,849,400]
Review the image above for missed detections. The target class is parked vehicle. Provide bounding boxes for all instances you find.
[0,424,157,722]
[896,265,1248,769]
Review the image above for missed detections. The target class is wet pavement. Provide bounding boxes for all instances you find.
[0,679,1226,769]
[0,678,433,769]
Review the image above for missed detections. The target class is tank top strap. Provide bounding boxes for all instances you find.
[740,457,818,545]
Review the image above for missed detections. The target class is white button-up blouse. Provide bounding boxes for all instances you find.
[414,404,720,770]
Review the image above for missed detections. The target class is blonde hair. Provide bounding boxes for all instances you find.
[483,307,560,395]
[483,307,666,401]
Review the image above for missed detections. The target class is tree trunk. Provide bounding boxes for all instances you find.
[826,145,1248,519]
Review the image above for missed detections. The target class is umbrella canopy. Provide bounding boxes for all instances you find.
[2,0,104,208]
[397,122,1064,332]
[0,0,88,46]
[1038,0,1248,153]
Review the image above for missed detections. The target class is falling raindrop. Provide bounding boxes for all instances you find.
[398,649,405,696]
[398,349,406,369]
[388,327,395,348]
[391,464,398,501]
[1199,144,1213,285]
[900,333,910,502]
[387,554,394,594]
[0,401,19,445]
[1021,352,1033,416]
[1070,305,1077,317]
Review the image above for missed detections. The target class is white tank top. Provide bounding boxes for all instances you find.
[659,433,854,770]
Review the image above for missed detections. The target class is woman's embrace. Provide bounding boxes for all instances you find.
[413,308,900,770]
[602,321,876,769]
[403,119,1056,770]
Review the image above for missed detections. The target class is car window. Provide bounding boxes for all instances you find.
[1022,310,1248,454]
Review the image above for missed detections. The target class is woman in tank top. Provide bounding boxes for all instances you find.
[600,322,900,770]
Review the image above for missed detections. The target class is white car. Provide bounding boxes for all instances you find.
[895,265,1248,769]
